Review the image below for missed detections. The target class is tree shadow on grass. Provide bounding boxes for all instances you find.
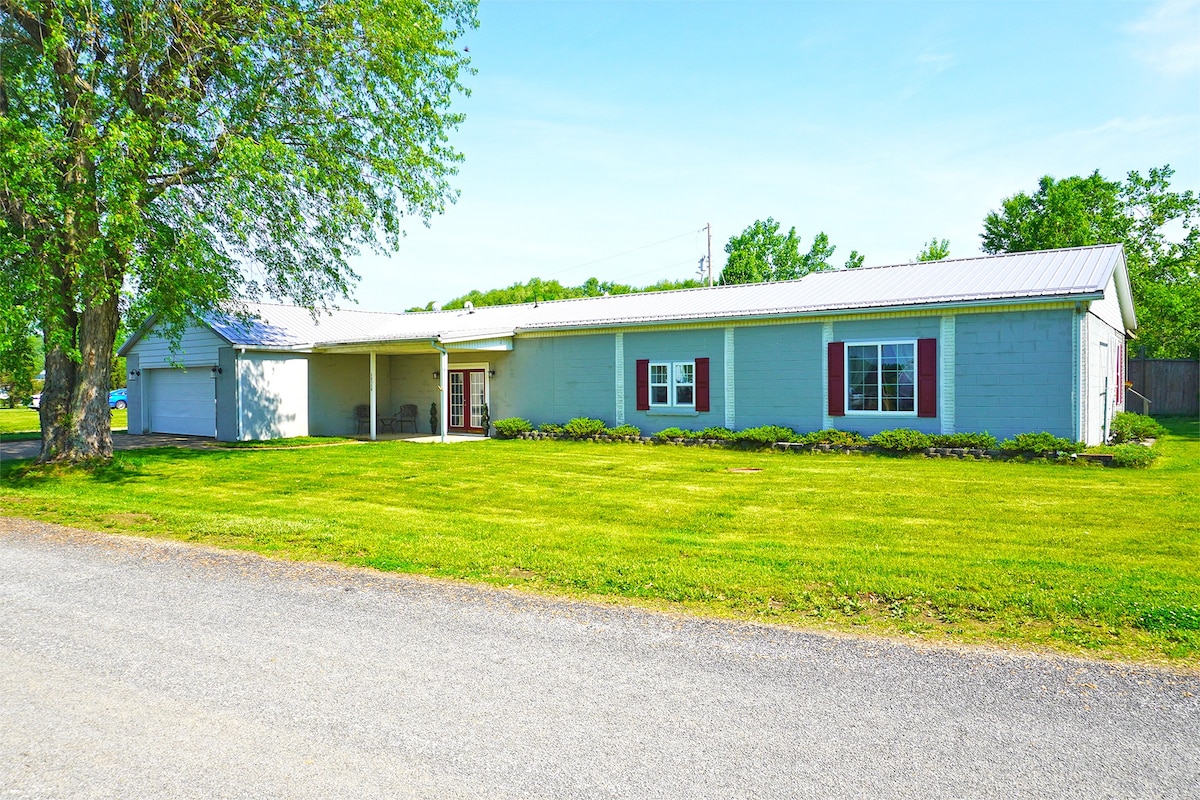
[1,447,220,486]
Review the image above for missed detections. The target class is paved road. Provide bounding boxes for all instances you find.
[1,519,1197,799]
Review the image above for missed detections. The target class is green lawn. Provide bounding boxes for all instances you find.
[0,407,126,438]
[1,417,1197,666]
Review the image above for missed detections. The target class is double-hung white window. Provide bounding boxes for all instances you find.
[650,361,695,407]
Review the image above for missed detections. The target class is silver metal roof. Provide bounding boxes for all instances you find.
[190,244,1132,351]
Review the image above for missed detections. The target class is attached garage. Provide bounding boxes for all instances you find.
[146,368,216,437]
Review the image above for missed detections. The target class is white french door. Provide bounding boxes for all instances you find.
[448,369,486,433]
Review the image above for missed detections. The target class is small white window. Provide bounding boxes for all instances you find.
[674,362,694,406]
[650,363,670,405]
[650,361,695,408]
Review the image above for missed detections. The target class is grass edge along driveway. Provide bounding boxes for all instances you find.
[1,417,1196,668]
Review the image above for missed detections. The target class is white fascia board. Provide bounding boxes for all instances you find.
[1111,254,1137,333]
[437,329,516,344]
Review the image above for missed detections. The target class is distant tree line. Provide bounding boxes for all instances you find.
[408,275,706,312]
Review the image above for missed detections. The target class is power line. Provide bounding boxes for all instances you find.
[549,229,698,278]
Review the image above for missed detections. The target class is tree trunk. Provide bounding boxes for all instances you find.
[38,290,121,464]
[39,343,76,462]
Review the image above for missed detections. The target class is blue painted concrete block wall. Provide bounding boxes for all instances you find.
[733,323,823,431]
[954,309,1074,439]
[494,308,1078,438]
[503,334,615,425]
[623,328,725,432]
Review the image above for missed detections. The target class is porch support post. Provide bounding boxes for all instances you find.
[370,351,377,441]
[439,348,449,443]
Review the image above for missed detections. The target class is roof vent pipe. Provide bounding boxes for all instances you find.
[464,301,474,313]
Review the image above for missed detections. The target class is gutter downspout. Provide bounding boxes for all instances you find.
[237,348,245,441]
[369,351,377,441]
[432,341,449,443]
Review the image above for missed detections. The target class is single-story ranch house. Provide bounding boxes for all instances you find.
[118,244,1136,446]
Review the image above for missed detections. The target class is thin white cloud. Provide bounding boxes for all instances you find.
[1127,0,1200,75]
[917,52,954,74]
[1068,116,1177,137]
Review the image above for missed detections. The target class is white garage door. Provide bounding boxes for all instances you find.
[148,368,215,437]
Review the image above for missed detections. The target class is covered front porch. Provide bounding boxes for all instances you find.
[305,332,513,443]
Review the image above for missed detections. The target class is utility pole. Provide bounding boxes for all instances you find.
[706,222,713,286]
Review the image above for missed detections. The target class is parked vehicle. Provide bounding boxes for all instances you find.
[30,393,41,409]
[109,388,128,409]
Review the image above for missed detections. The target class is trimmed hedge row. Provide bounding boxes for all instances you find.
[490,416,1159,467]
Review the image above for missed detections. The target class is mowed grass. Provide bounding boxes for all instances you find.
[0,407,127,438]
[1,417,1197,666]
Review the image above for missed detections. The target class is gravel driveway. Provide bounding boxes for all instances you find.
[1,518,1196,799]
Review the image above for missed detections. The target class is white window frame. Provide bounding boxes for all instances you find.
[649,360,695,408]
[845,340,918,416]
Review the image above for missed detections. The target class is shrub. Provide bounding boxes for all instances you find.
[492,417,532,438]
[869,428,931,452]
[735,425,796,446]
[538,422,563,434]
[929,432,998,450]
[651,426,692,442]
[698,426,735,441]
[1108,411,1167,444]
[799,429,868,447]
[606,424,641,438]
[1000,432,1084,455]
[561,417,608,439]
[1107,443,1159,468]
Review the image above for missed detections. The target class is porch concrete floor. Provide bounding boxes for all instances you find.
[351,433,489,444]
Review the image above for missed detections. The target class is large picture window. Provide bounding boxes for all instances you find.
[650,361,694,407]
[847,342,915,413]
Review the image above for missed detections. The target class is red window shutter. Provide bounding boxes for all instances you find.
[1116,344,1124,404]
[636,359,649,411]
[695,358,710,412]
[917,338,937,418]
[827,342,845,417]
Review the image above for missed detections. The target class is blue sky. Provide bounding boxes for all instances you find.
[347,0,1200,311]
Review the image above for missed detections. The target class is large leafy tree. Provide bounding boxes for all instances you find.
[0,0,476,462]
[719,218,859,285]
[981,167,1198,358]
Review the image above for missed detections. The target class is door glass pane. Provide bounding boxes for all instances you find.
[469,373,485,428]
[450,372,464,427]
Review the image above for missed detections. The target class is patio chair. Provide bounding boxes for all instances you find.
[354,404,371,434]
[397,404,419,433]
[354,404,397,434]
